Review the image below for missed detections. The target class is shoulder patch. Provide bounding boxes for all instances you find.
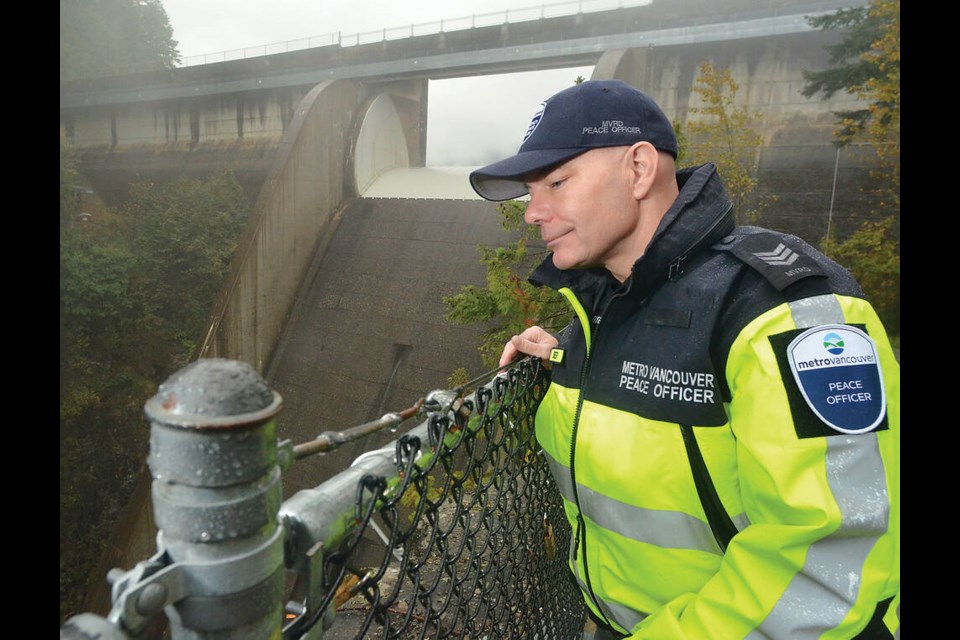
[719,231,826,291]
[786,325,886,434]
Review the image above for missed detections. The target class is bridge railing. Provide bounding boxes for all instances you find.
[60,357,585,639]
[180,0,652,66]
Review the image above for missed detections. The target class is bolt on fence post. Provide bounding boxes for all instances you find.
[143,358,285,639]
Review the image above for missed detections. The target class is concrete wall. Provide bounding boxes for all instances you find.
[66,88,305,148]
[354,94,411,194]
[67,21,875,237]
[65,88,310,204]
[596,30,875,239]
[197,80,361,372]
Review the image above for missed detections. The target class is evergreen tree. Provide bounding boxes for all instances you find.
[802,0,899,338]
[60,0,181,82]
[802,3,900,139]
[444,201,568,370]
[802,0,899,215]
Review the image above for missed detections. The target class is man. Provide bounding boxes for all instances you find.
[469,80,900,639]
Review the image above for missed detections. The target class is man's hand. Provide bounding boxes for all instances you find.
[499,326,560,366]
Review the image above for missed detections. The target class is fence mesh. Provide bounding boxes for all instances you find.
[284,359,586,639]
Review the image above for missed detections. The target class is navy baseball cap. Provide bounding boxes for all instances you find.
[470,79,678,201]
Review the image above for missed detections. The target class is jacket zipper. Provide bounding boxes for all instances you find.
[560,285,635,630]
[558,287,611,626]
[668,202,734,280]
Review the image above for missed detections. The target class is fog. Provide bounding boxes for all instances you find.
[425,68,594,166]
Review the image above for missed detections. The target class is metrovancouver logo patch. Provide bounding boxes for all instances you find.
[787,325,886,434]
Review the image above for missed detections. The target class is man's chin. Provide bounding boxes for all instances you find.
[550,254,582,271]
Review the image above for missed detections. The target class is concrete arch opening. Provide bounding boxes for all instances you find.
[361,66,596,199]
[354,93,411,195]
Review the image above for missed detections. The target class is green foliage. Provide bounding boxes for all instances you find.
[60,128,83,223]
[801,5,877,103]
[804,0,899,339]
[444,201,568,370]
[60,0,181,82]
[447,367,472,388]
[821,216,899,336]
[673,119,690,165]
[685,61,772,224]
[802,1,899,142]
[123,174,250,359]
[60,134,250,622]
[803,0,900,217]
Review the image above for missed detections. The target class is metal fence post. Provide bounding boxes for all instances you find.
[61,358,287,639]
[144,358,286,638]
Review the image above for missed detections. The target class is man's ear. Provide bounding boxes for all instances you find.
[627,141,659,200]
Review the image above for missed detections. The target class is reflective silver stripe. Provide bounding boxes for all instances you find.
[571,563,649,633]
[749,434,888,639]
[579,482,721,552]
[546,455,721,553]
[546,454,576,503]
[550,457,662,634]
[733,512,751,531]
[748,295,890,638]
[788,293,844,329]
[605,601,648,635]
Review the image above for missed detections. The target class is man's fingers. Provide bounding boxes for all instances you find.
[498,343,520,367]
[513,332,558,361]
[513,335,545,360]
[499,326,559,365]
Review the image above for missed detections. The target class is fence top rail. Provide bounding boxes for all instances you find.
[177,0,861,67]
[179,0,653,66]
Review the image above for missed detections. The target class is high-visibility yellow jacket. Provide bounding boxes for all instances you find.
[531,163,900,639]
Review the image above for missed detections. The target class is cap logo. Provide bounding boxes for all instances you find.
[522,101,546,143]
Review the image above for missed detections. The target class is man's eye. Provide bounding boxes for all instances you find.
[551,179,565,189]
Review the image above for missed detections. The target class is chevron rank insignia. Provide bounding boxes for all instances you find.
[725,232,826,291]
[787,325,886,434]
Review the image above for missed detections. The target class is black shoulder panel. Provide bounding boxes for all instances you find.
[714,229,827,294]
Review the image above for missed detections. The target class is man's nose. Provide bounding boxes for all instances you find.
[524,192,547,224]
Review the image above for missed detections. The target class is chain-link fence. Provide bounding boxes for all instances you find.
[61,357,585,640]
